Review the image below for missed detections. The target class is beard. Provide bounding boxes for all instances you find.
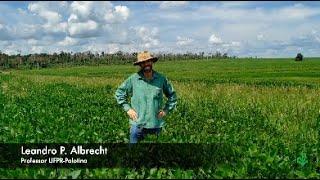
[142,65,152,72]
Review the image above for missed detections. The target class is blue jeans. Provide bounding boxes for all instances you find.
[130,124,161,143]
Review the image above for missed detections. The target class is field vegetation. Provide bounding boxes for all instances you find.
[0,58,319,178]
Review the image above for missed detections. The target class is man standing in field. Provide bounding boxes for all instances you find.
[115,51,177,143]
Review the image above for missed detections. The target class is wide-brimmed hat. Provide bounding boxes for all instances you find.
[133,51,158,66]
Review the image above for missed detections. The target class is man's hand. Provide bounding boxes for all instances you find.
[127,109,138,121]
[157,110,166,119]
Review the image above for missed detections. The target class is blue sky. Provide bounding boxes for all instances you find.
[0,1,320,57]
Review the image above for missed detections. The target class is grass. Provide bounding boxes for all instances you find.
[0,58,319,178]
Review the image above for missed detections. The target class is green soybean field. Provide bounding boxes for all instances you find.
[0,58,319,178]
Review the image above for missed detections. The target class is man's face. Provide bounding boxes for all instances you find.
[139,59,153,72]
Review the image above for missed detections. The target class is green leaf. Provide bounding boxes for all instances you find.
[69,170,82,179]
[297,152,308,167]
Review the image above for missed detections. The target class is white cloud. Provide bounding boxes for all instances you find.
[27,39,39,46]
[257,34,265,41]
[193,3,320,23]
[68,13,78,22]
[68,20,100,38]
[217,22,271,41]
[159,1,189,9]
[58,36,79,46]
[29,6,61,24]
[0,1,132,54]
[2,44,19,55]
[220,1,251,8]
[106,44,120,54]
[230,41,241,47]
[0,39,8,45]
[68,2,104,38]
[13,24,44,40]
[209,34,223,44]
[31,46,44,54]
[309,29,320,43]
[148,3,320,44]
[69,2,128,23]
[70,1,93,21]
[25,36,60,47]
[68,2,130,38]
[134,26,160,48]
[277,3,320,20]
[28,2,62,21]
[27,1,68,35]
[176,36,194,46]
[44,22,68,34]
[0,23,13,40]
[115,6,130,21]
[220,41,242,48]
[104,5,130,23]
[80,42,135,54]
[104,25,131,44]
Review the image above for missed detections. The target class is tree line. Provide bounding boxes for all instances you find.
[0,51,235,70]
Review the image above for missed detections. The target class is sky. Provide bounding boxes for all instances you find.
[0,1,320,58]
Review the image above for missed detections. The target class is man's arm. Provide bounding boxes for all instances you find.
[163,77,177,115]
[115,76,133,112]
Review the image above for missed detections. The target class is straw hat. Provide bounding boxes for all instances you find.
[133,51,158,65]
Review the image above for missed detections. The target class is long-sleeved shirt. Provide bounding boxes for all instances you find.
[115,70,177,128]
